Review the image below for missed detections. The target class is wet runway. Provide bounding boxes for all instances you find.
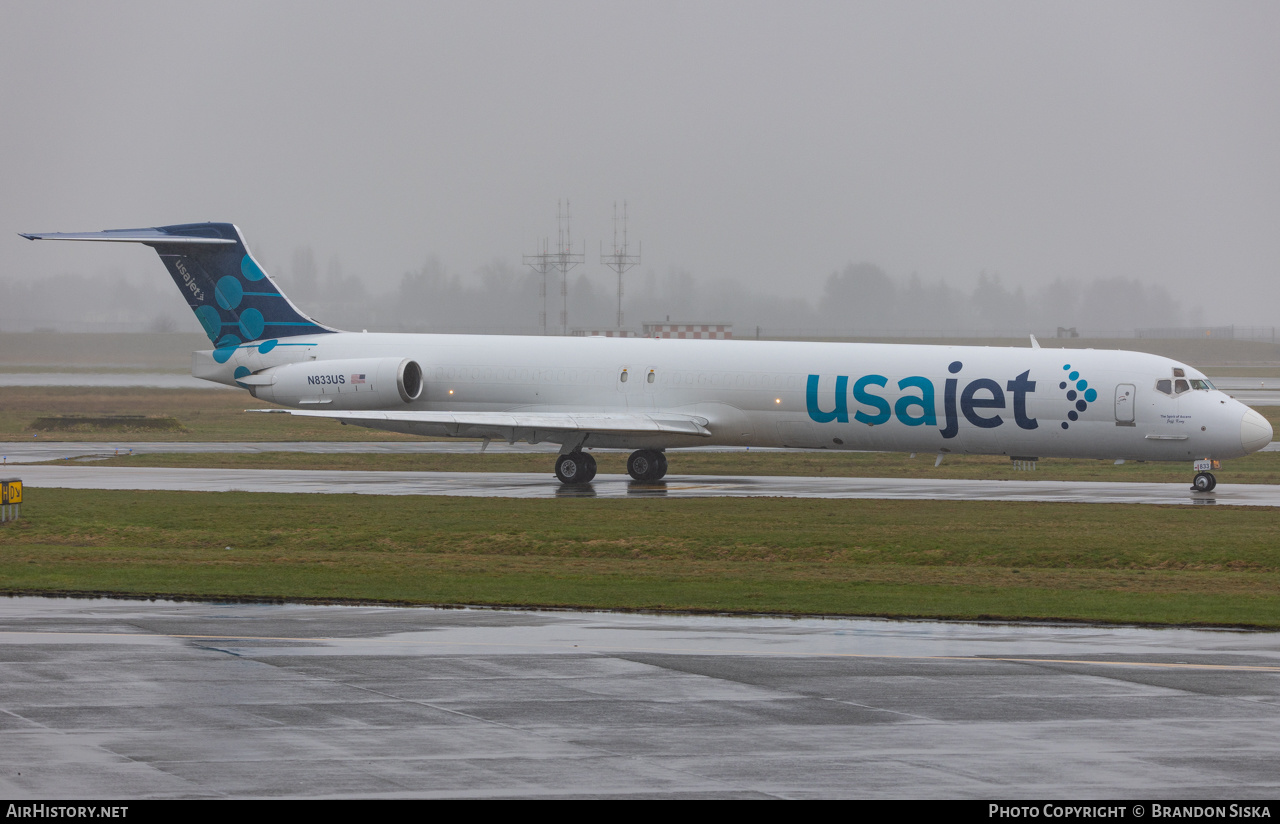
[2,437,1276,467]
[1,597,1277,799]
[14,463,1280,506]
[0,372,230,390]
[1211,378,1280,407]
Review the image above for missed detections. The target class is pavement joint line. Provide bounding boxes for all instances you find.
[265,658,764,797]
[0,704,203,790]
[3,631,1278,672]
[817,696,940,722]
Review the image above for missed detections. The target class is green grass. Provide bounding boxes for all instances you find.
[0,332,208,369]
[28,415,187,432]
[2,490,1277,627]
[0,387,420,442]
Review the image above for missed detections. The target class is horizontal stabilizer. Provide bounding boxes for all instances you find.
[20,229,235,245]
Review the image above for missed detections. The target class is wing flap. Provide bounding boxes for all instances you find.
[247,408,712,439]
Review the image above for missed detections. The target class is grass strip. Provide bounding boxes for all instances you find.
[2,490,1277,627]
[0,387,418,442]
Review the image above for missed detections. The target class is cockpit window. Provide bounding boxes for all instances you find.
[1174,379,1190,394]
[1172,368,1185,378]
[1156,379,1172,395]
[1190,379,1215,390]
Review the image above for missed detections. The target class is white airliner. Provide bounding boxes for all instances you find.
[21,222,1272,490]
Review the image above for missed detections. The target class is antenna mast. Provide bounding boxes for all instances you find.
[521,236,553,335]
[600,201,640,331]
[551,200,585,335]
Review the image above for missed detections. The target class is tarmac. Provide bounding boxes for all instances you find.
[11,463,1280,506]
[2,438,1277,465]
[1,597,1277,799]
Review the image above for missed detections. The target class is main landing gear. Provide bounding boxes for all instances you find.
[627,449,667,482]
[1191,459,1218,492]
[555,452,597,484]
[553,449,668,484]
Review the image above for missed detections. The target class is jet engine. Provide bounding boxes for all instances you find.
[245,358,424,409]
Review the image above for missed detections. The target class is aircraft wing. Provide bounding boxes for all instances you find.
[249,408,713,441]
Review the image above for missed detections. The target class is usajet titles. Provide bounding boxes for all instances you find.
[807,360,1038,438]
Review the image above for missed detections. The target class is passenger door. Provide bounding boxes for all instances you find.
[1115,384,1135,425]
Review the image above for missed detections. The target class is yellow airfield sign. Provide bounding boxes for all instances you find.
[1,479,22,505]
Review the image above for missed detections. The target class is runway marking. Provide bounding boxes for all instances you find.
[3,630,1278,672]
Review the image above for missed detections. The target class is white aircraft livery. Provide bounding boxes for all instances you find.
[21,222,1273,490]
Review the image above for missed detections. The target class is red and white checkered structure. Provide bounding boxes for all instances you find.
[641,322,733,340]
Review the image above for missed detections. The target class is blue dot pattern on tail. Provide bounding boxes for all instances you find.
[144,223,332,347]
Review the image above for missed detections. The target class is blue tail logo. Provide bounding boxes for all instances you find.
[20,222,336,356]
[147,223,334,348]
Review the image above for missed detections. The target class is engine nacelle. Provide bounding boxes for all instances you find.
[247,358,424,409]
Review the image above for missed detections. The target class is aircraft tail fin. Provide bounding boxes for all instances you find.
[20,222,337,347]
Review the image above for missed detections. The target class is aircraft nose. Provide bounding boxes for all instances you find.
[1240,408,1273,454]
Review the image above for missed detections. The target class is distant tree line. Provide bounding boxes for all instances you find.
[0,251,1196,337]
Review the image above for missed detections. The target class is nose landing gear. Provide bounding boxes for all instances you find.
[1192,472,1216,492]
[1191,459,1219,492]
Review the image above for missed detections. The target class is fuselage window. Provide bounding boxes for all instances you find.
[647,370,655,384]
[620,369,628,383]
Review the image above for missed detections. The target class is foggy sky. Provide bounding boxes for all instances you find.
[2,1,1277,330]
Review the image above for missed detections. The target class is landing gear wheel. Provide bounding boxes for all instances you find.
[556,452,596,484]
[1191,471,1216,492]
[578,452,597,482]
[627,449,667,481]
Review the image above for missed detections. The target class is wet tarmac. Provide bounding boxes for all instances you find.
[2,438,1275,467]
[13,463,1280,506]
[0,597,1276,799]
[1221,390,1280,406]
[1212,377,1280,398]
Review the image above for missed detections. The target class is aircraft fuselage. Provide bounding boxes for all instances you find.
[196,331,1267,462]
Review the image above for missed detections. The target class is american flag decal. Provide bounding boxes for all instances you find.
[351,374,367,384]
